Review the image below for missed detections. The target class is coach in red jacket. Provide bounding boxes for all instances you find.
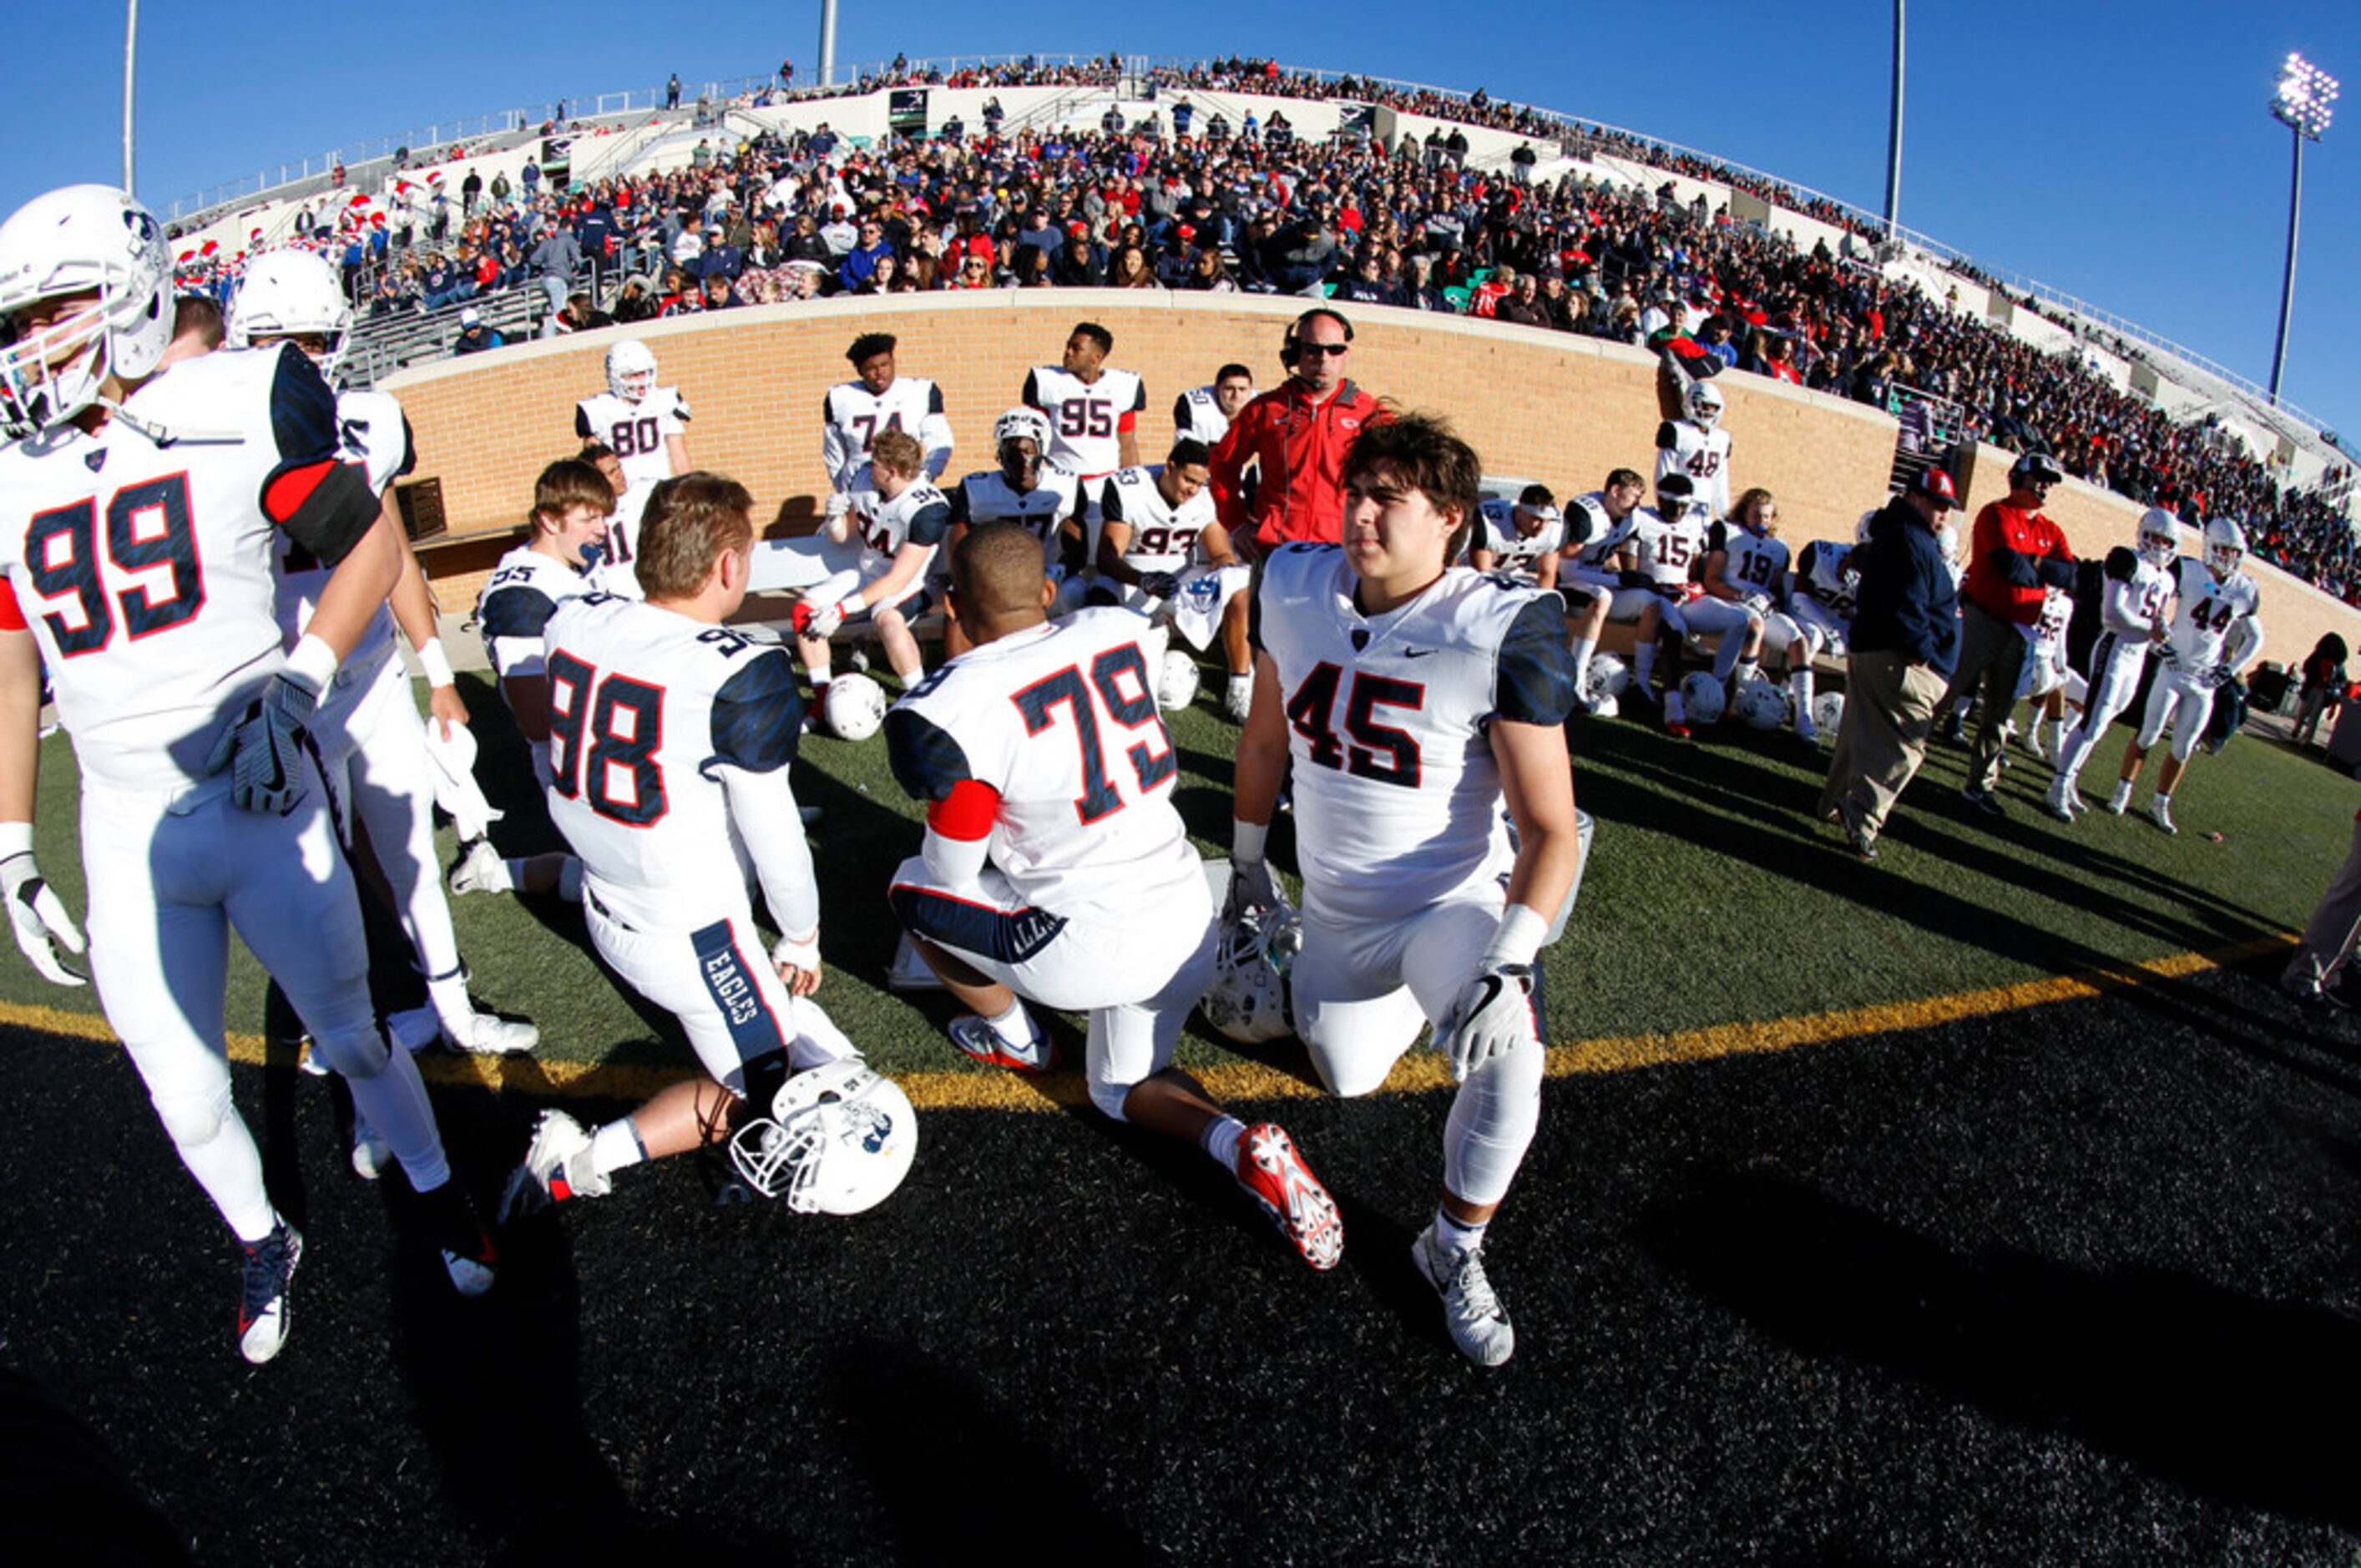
[1209,306,1391,552]
[1947,449,2077,814]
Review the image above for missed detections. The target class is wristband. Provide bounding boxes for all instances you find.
[285,633,340,693]
[1232,817,1268,864]
[417,638,457,688]
[1482,904,1549,969]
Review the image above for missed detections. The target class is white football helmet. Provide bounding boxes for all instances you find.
[1156,649,1201,711]
[2136,508,2180,569]
[994,406,1051,486]
[1934,522,1962,576]
[606,339,658,403]
[2203,516,2247,579]
[1733,676,1788,731]
[229,249,354,380]
[1684,378,1724,430]
[1854,509,1880,544]
[823,672,888,741]
[728,1059,917,1215]
[1679,670,1727,726]
[1810,690,1845,738]
[0,185,174,440]
[1582,652,1630,708]
[1203,904,1297,1045]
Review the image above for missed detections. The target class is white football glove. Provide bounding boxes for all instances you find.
[0,845,85,987]
[823,490,855,544]
[771,929,821,977]
[1222,855,1287,924]
[1438,962,1537,1082]
[205,672,318,816]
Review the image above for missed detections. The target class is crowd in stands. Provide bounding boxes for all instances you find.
[165,56,2358,600]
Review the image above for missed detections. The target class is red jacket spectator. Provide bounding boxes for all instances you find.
[1210,378,1390,547]
[1961,498,2074,626]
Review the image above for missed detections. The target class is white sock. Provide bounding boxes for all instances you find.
[1634,641,1657,689]
[1433,1206,1488,1255]
[1570,636,1596,693]
[591,1118,649,1178]
[2111,780,2134,807]
[1226,673,1250,695]
[985,997,1034,1046]
[1733,657,1759,687]
[805,660,832,691]
[2153,791,2171,810]
[1201,1115,1246,1171]
[426,971,474,1036]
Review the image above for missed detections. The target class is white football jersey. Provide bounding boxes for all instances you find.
[1656,418,1732,519]
[1255,544,1578,923]
[543,596,805,931]
[1795,540,1861,620]
[1474,497,1566,582]
[949,468,1082,578]
[1024,365,1146,478]
[842,468,953,589]
[1627,506,1710,590]
[576,384,690,586]
[885,607,1201,918]
[822,376,953,492]
[1173,385,1232,445]
[1564,493,1636,574]
[1707,522,1789,609]
[0,344,351,791]
[477,544,596,684]
[2165,557,2261,668]
[1100,464,1216,574]
[2101,557,2173,639]
[2030,585,2072,655]
[273,386,415,660]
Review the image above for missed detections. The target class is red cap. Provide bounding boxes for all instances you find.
[1912,468,1959,508]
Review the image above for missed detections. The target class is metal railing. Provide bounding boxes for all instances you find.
[160,52,2339,463]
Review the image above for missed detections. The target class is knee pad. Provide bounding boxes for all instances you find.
[309,1023,392,1081]
[153,1081,235,1151]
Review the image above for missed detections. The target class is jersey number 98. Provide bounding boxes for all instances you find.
[545,650,670,825]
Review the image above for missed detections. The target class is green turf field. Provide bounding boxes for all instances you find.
[2,666,2345,1083]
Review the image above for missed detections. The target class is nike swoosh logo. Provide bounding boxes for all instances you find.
[1403,648,1438,658]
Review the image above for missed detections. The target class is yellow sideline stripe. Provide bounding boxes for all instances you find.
[0,933,2292,1111]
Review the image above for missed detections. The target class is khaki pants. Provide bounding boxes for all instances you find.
[2288,814,2361,989]
[1819,650,1948,839]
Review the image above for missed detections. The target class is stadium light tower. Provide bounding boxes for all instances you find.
[2268,51,2338,406]
[123,0,139,194]
[1884,0,1904,240]
[819,0,838,89]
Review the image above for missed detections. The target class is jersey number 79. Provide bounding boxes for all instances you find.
[1011,643,1176,822]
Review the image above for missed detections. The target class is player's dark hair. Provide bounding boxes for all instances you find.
[846,331,897,366]
[1517,483,1556,508]
[1070,321,1114,354]
[1605,467,1646,491]
[532,458,616,536]
[1166,437,1211,469]
[171,294,225,350]
[869,429,924,477]
[635,472,754,600]
[950,521,1051,623]
[1216,362,1252,384]
[1340,411,1483,564]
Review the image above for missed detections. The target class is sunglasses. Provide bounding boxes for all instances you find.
[1292,342,1348,358]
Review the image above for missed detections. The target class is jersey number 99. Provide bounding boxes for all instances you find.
[24,473,205,657]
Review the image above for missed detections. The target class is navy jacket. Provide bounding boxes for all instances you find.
[1849,498,1960,678]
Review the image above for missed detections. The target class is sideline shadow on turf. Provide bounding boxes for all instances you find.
[1637,1169,2361,1530]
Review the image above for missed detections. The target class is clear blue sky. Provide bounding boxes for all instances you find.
[9,2,2358,449]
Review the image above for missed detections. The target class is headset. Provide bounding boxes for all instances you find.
[1280,306,1353,368]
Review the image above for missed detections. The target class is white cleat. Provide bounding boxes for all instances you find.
[499,1110,612,1221]
[1413,1222,1515,1368]
[2044,780,2076,822]
[351,1115,391,1181]
[2148,797,2177,836]
[448,838,508,896]
[442,1010,540,1055]
[237,1221,303,1365]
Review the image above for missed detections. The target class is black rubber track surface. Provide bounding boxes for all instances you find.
[3,950,2358,1565]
